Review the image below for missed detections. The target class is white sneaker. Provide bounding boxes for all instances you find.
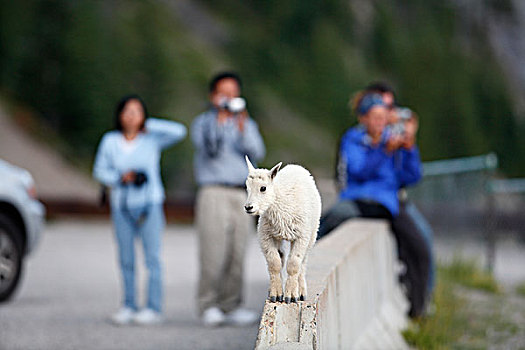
[202,306,225,327]
[225,308,259,326]
[133,308,163,325]
[111,307,135,325]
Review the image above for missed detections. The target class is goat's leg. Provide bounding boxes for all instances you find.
[284,238,309,303]
[297,261,307,302]
[277,247,285,302]
[260,234,283,302]
[298,232,316,301]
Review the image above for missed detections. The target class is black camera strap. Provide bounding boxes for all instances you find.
[203,113,223,158]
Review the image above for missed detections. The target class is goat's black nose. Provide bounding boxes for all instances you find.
[244,205,253,211]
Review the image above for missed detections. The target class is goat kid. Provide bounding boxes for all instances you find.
[244,156,321,303]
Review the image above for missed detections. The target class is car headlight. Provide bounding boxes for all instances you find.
[18,169,38,199]
[27,184,38,200]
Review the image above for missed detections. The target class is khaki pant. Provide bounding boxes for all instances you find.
[196,185,254,314]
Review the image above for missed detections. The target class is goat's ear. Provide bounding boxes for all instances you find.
[245,155,255,172]
[270,162,282,180]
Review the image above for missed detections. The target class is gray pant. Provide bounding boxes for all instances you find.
[196,185,254,314]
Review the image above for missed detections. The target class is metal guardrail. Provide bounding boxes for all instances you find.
[416,152,525,273]
[488,178,525,194]
[422,152,498,176]
[410,153,498,215]
[416,153,510,273]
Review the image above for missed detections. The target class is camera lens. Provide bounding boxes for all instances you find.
[396,107,412,120]
[227,97,246,113]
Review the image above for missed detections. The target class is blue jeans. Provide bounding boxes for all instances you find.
[111,203,165,313]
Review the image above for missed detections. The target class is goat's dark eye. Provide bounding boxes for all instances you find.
[260,186,266,192]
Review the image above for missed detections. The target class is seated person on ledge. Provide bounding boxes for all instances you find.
[317,92,422,238]
[318,92,431,318]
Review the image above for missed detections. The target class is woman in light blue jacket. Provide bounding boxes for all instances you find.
[93,95,186,325]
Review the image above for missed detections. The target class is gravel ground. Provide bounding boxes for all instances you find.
[434,232,525,349]
[454,287,525,349]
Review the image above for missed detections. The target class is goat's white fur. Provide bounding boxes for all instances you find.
[244,156,321,302]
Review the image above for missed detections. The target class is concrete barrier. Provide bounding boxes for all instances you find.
[255,219,410,350]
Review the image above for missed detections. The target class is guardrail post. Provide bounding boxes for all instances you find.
[484,188,496,273]
[484,153,498,273]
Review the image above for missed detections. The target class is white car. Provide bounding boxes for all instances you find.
[0,159,45,302]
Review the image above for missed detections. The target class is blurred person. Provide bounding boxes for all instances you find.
[191,72,265,327]
[93,95,187,325]
[318,93,430,317]
[318,93,421,235]
[366,82,436,301]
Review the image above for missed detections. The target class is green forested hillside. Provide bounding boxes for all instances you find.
[1,0,523,196]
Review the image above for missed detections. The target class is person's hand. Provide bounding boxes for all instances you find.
[404,118,418,137]
[236,110,247,132]
[121,171,136,184]
[401,118,418,149]
[217,108,247,132]
[401,134,416,149]
[386,134,403,152]
[217,109,231,125]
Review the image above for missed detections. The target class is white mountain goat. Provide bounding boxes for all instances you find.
[244,156,321,303]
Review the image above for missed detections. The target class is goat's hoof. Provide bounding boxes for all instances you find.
[277,295,283,302]
[291,296,297,303]
[269,296,277,303]
[300,295,305,301]
[284,297,291,304]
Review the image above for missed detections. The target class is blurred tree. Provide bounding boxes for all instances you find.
[0,0,524,192]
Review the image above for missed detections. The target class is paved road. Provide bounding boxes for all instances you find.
[0,220,269,350]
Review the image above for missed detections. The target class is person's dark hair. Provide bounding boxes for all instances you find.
[365,81,395,95]
[115,94,148,131]
[349,90,367,116]
[208,71,242,93]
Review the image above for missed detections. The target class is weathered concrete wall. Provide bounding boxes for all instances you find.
[255,219,410,350]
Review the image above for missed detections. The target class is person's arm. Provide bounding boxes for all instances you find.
[235,118,265,162]
[191,113,223,158]
[146,118,187,150]
[397,146,422,187]
[343,136,389,182]
[93,134,120,187]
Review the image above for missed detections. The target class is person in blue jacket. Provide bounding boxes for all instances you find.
[93,94,186,325]
[319,93,422,233]
[318,93,430,317]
